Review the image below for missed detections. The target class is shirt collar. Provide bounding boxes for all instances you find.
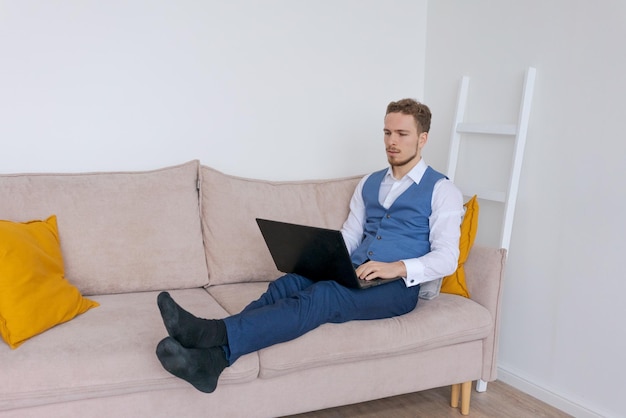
[385,158,428,184]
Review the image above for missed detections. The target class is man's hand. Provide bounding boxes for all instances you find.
[355,260,407,281]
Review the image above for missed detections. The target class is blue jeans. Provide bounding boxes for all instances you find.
[222,273,420,364]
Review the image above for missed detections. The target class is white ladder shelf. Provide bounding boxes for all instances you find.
[446,67,536,251]
[446,67,536,394]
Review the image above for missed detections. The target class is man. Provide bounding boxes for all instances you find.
[155,99,464,393]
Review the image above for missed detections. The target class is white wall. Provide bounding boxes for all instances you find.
[0,0,427,180]
[424,2,626,417]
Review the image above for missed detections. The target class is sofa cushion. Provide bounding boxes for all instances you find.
[199,166,360,285]
[0,289,259,412]
[207,282,271,315]
[206,283,493,379]
[0,161,208,295]
[258,294,492,378]
[0,216,99,349]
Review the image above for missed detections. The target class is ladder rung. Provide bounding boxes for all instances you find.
[461,187,506,203]
[456,123,517,136]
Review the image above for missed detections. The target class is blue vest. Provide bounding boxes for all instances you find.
[350,166,446,265]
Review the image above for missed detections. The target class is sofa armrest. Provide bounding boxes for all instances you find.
[463,245,507,381]
[464,246,507,312]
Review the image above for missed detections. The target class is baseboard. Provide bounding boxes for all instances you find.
[497,366,604,418]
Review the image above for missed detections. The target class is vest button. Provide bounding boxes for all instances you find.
[376,235,381,240]
[368,251,373,256]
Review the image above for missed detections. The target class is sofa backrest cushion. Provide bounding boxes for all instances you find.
[0,161,209,295]
[200,166,360,285]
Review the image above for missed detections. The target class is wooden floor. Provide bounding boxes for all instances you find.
[287,380,572,418]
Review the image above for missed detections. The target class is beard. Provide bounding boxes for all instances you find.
[386,148,419,169]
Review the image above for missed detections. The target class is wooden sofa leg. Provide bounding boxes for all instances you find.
[450,383,460,408]
[460,381,471,415]
[451,382,472,415]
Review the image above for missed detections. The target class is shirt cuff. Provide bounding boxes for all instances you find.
[401,258,424,287]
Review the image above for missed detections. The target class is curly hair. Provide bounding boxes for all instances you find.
[386,99,431,133]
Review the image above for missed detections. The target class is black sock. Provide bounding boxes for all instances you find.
[156,337,228,393]
[157,292,227,348]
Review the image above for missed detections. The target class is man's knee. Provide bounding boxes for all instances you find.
[268,273,314,296]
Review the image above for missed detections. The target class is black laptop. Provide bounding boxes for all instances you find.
[256,218,401,289]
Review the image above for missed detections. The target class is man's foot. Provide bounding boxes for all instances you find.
[157,292,227,348]
[156,337,228,393]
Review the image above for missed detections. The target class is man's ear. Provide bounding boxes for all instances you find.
[419,132,428,148]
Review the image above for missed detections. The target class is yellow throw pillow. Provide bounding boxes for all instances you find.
[440,195,479,298]
[0,216,99,349]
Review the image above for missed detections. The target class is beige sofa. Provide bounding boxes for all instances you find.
[0,160,506,417]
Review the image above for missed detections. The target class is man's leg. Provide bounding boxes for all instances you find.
[155,274,316,392]
[224,279,420,364]
[157,274,313,348]
[240,273,315,314]
[156,278,419,392]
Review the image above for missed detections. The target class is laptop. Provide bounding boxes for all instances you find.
[255,218,401,289]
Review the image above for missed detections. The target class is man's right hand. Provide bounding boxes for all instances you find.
[355,260,406,281]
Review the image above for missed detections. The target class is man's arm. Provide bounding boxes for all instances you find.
[340,174,369,254]
[400,179,463,286]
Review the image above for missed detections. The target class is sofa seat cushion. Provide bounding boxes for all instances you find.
[258,293,493,378]
[206,282,272,314]
[0,161,208,295]
[0,289,258,412]
[207,283,493,379]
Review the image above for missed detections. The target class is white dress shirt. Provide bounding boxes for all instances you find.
[341,159,463,288]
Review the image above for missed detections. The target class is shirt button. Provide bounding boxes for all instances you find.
[386,214,391,219]
[368,251,373,256]
[410,279,415,284]
[376,235,382,240]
